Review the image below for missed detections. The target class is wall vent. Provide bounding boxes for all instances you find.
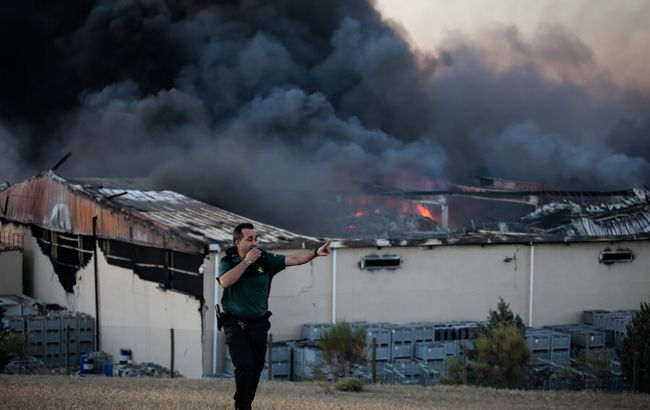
[360,255,402,270]
[599,248,634,265]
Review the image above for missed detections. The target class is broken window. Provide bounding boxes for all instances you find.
[599,248,634,265]
[99,239,204,298]
[360,254,402,270]
[31,226,94,293]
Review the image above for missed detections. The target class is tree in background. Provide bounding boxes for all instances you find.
[467,298,530,388]
[318,321,366,379]
[483,297,526,335]
[621,299,650,392]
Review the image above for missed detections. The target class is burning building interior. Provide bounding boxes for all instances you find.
[292,176,650,240]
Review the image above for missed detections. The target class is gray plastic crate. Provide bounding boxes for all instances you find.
[410,323,435,342]
[421,358,447,373]
[263,361,290,377]
[549,333,571,350]
[269,344,291,363]
[7,318,25,333]
[443,340,458,356]
[390,326,414,343]
[28,341,44,357]
[583,310,609,325]
[434,326,453,341]
[45,317,60,330]
[527,334,551,351]
[45,343,61,355]
[391,342,413,360]
[302,323,331,341]
[365,343,390,361]
[292,344,324,380]
[366,328,391,345]
[572,331,605,348]
[26,317,45,333]
[531,350,550,362]
[550,349,570,364]
[415,342,445,361]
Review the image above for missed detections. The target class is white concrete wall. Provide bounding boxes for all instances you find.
[532,241,650,326]
[12,220,650,377]
[12,224,205,378]
[267,244,531,340]
[96,248,203,378]
[0,249,23,295]
[266,241,650,341]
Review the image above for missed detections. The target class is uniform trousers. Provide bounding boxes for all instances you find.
[224,316,270,410]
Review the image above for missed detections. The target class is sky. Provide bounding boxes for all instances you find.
[377,0,650,91]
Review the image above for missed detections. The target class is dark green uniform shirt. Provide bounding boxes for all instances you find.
[218,248,286,318]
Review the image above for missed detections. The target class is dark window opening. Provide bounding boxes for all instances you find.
[30,226,94,293]
[360,255,402,270]
[599,248,634,265]
[99,239,204,298]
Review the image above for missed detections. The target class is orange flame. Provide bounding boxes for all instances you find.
[415,204,434,220]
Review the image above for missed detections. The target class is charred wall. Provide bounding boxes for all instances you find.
[31,226,94,293]
[28,225,204,299]
[99,238,204,299]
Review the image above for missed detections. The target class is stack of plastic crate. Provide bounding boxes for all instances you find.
[291,341,325,380]
[301,323,331,341]
[389,325,414,360]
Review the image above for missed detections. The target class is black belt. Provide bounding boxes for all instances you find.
[226,310,272,323]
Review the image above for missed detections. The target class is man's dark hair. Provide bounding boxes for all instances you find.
[233,223,255,244]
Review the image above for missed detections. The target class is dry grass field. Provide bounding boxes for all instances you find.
[1,375,649,409]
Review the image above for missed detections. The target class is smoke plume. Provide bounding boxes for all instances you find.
[1,1,648,233]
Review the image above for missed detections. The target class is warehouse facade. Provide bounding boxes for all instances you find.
[0,171,314,377]
[2,171,649,376]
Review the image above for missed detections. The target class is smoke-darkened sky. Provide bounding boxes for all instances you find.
[0,0,648,231]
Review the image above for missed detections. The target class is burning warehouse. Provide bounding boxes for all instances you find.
[0,171,318,377]
[2,171,650,376]
[1,0,650,380]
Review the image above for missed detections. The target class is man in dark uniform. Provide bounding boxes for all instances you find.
[217,222,330,410]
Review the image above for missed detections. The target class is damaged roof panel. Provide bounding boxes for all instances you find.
[0,172,316,254]
[521,188,650,238]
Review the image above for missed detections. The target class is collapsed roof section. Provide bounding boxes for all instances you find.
[0,171,316,255]
[521,188,650,237]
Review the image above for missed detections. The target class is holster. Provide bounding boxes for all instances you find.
[215,304,227,331]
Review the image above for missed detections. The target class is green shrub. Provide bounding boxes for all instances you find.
[482,297,526,336]
[0,307,27,371]
[335,377,364,392]
[466,298,530,388]
[439,357,465,385]
[318,321,366,378]
[621,299,650,392]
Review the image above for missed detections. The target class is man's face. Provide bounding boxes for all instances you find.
[236,228,258,254]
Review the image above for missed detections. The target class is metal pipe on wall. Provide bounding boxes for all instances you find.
[332,248,337,324]
[210,245,221,374]
[92,216,100,351]
[529,242,535,327]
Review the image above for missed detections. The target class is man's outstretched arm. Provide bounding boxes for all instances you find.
[285,241,331,267]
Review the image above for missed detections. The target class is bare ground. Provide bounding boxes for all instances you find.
[1,375,648,410]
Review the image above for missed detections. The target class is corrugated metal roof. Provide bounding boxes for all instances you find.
[521,188,650,237]
[3,172,649,251]
[0,172,317,254]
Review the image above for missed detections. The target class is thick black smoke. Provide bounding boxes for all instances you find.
[1,1,648,233]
